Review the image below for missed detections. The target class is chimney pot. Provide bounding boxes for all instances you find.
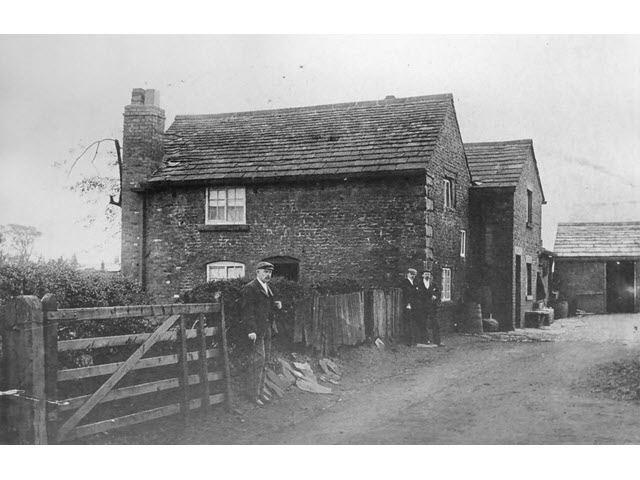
[130,88,161,107]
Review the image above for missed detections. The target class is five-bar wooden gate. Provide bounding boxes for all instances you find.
[0,294,232,444]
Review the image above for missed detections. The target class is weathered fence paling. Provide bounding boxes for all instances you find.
[0,295,231,444]
[294,289,401,355]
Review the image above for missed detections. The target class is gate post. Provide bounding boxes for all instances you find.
[2,296,47,444]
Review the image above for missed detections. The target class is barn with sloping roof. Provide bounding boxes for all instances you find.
[553,222,640,314]
[465,139,546,330]
[120,89,471,332]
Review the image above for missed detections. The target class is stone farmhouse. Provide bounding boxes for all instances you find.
[120,88,546,332]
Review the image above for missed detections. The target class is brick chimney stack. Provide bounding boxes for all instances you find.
[121,88,165,281]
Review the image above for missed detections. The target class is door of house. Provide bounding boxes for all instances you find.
[262,256,300,282]
[606,261,636,313]
[514,255,522,329]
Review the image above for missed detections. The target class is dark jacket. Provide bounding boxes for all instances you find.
[241,279,279,337]
[416,279,440,313]
[401,278,419,309]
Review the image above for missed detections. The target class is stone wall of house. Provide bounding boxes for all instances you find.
[425,107,471,333]
[512,149,544,327]
[141,176,429,301]
[121,89,165,280]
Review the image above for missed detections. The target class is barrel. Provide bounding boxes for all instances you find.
[466,302,483,334]
[555,301,568,319]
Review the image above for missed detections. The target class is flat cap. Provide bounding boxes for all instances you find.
[256,261,275,270]
[407,268,417,274]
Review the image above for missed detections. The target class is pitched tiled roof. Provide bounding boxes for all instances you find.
[464,139,533,188]
[147,94,454,185]
[554,222,640,258]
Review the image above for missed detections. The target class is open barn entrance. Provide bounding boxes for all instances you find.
[606,261,635,313]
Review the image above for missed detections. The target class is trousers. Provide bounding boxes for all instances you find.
[249,326,272,401]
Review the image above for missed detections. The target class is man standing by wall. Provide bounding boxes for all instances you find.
[401,268,419,346]
[241,261,282,405]
[417,270,442,346]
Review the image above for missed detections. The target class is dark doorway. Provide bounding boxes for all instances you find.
[262,256,300,282]
[514,255,522,329]
[606,261,635,313]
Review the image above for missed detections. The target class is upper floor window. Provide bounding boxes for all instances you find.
[441,268,452,301]
[206,187,246,225]
[460,230,466,258]
[526,189,533,227]
[207,261,245,281]
[444,177,455,209]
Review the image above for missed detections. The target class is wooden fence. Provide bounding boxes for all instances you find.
[294,288,402,355]
[0,294,231,444]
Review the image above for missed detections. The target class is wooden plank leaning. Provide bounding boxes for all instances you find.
[55,314,182,443]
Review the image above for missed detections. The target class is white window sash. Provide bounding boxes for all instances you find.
[441,268,452,301]
[207,261,245,281]
[206,187,246,225]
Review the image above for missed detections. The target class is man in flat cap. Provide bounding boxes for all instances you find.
[416,270,442,346]
[241,261,282,405]
[401,268,420,346]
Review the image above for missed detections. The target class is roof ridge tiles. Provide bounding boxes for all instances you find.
[557,221,640,226]
[173,93,454,120]
[464,139,533,147]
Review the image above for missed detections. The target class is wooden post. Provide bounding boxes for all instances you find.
[219,300,232,411]
[196,313,210,415]
[41,294,59,444]
[2,296,47,444]
[177,314,190,422]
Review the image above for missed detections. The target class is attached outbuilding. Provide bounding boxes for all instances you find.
[553,222,640,314]
[465,140,546,330]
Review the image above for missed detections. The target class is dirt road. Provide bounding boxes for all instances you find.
[81,313,640,445]
[231,314,640,444]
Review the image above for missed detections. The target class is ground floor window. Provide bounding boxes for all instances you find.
[441,267,452,301]
[207,261,245,281]
[526,263,533,298]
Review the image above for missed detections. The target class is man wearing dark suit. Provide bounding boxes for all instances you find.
[241,261,282,405]
[416,270,442,346]
[401,268,420,345]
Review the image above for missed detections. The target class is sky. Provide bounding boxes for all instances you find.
[1,34,639,267]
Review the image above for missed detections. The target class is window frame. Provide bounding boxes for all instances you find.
[441,267,452,302]
[206,261,245,282]
[460,229,466,258]
[526,262,533,299]
[205,187,246,225]
[526,189,533,227]
[443,178,454,209]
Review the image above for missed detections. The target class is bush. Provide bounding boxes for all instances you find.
[0,259,152,341]
[0,259,149,308]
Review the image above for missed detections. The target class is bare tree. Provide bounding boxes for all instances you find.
[2,224,43,264]
[54,139,123,255]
